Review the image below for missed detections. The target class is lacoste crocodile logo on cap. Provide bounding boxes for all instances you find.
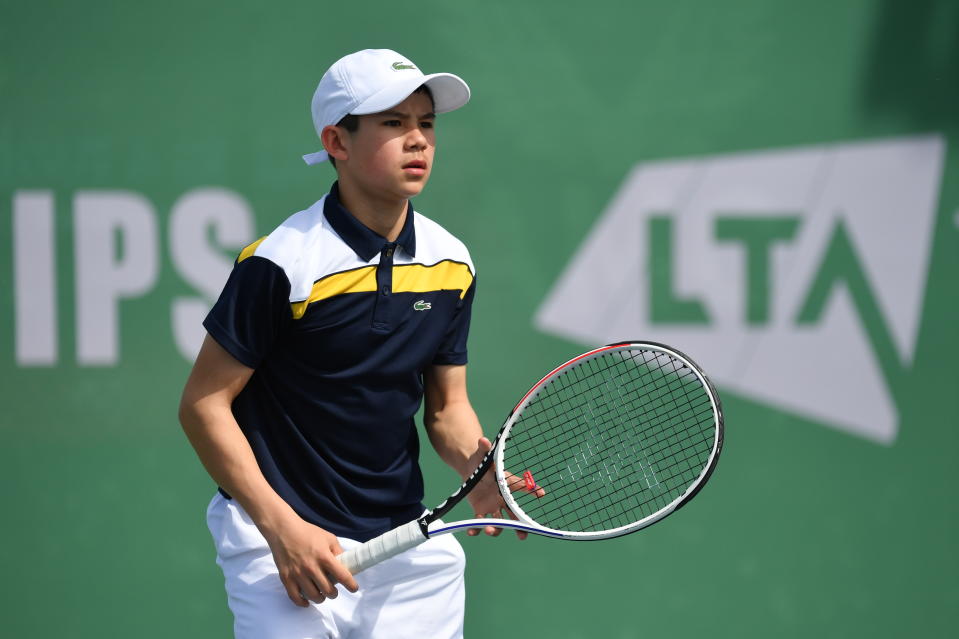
[391,61,416,71]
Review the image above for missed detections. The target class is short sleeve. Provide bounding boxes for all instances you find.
[431,277,476,366]
[203,256,292,368]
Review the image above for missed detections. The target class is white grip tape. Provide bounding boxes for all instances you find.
[339,519,427,576]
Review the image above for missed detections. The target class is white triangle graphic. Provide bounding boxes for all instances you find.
[536,135,944,444]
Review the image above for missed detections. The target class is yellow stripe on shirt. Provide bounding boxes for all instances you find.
[291,266,377,319]
[237,237,267,263]
[290,260,473,319]
[392,260,474,299]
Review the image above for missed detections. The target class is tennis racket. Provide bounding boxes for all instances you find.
[339,340,724,575]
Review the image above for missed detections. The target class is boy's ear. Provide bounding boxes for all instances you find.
[321,125,350,163]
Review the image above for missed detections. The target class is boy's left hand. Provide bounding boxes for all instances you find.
[463,436,546,540]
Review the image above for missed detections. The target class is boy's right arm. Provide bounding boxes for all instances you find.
[178,334,358,606]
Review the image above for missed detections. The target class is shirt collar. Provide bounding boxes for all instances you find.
[323,182,416,262]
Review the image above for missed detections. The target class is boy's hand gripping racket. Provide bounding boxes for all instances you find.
[339,341,724,575]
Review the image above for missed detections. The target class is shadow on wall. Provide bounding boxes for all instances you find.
[863,0,959,128]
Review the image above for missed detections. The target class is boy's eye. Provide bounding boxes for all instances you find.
[383,120,402,127]
[420,121,434,129]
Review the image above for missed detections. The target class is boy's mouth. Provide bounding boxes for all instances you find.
[402,159,428,175]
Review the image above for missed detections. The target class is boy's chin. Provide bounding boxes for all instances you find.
[400,180,429,197]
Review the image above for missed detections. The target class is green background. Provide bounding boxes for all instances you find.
[2,0,957,636]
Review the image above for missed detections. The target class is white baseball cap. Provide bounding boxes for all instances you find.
[302,49,471,165]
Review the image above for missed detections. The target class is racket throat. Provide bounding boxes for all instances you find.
[417,517,431,538]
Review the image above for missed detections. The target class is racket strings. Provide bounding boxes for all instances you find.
[501,348,716,533]
[529,421,714,530]
[512,393,714,500]
[505,356,661,529]
[509,390,713,495]
[508,365,711,530]
[506,352,690,463]
[513,392,712,528]
[515,352,705,450]
[514,367,713,466]
[509,353,710,476]
[515,349,693,423]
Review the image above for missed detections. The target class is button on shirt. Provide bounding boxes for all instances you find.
[204,183,476,541]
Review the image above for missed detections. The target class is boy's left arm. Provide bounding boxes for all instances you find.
[423,364,529,540]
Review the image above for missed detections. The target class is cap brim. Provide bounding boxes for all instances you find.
[303,150,330,165]
[351,72,470,116]
[423,73,471,113]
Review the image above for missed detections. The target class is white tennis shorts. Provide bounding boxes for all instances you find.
[206,493,466,639]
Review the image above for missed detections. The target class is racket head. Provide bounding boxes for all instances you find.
[493,341,723,540]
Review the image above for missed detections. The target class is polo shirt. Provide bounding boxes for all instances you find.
[203,182,476,542]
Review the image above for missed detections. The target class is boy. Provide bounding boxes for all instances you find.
[178,49,518,638]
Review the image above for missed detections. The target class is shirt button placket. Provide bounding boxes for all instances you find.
[372,243,395,332]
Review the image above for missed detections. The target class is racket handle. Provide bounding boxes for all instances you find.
[338,519,427,576]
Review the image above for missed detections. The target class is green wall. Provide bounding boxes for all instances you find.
[2,1,957,636]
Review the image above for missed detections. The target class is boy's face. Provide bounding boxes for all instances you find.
[337,91,436,201]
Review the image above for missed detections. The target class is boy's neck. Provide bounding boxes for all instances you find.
[335,177,409,243]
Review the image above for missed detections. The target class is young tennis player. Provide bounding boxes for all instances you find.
[178,49,520,638]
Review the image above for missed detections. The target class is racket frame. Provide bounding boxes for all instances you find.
[422,340,723,541]
[493,340,723,540]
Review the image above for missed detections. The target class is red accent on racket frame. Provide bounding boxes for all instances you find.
[511,343,628,413]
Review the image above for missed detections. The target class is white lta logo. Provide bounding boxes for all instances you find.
[535,135,945,445]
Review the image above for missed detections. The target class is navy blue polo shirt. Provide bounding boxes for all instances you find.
[204,183,476,541]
